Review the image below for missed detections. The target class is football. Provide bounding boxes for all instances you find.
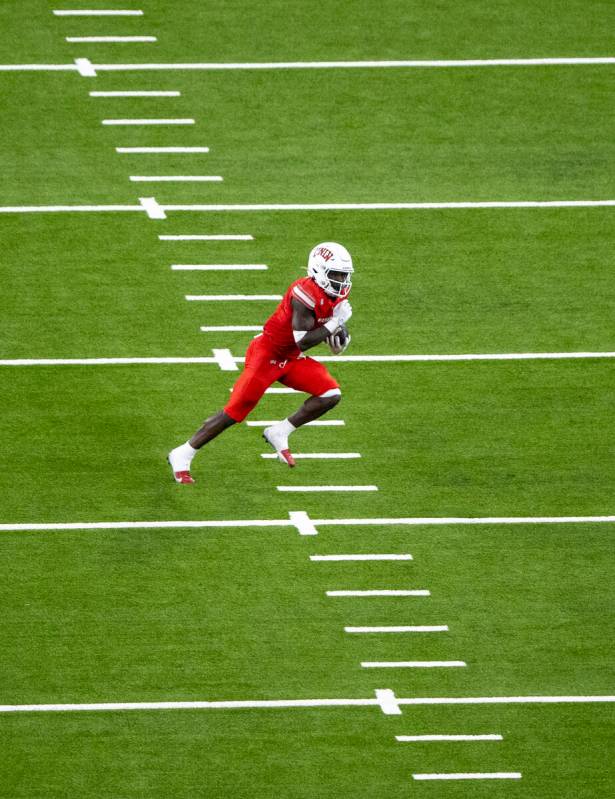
[327,323,350,354]
[335,324,349,345]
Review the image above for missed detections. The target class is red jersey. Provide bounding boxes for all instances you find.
[262,277,341,360]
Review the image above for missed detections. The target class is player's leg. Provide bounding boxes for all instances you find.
[288,388,341,426]
[168,409,236,484]
[168,338,277,483]
[263,358,341,466]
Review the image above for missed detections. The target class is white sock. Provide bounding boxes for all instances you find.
[172,440,197,467]
[276,419,296,437]
[182,441,198,459]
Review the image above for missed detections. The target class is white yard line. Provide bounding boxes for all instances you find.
[314,352,615,362]
[160,234,252,240]
[3,200,615,215]
[163,200,615,211]
[102,118,195,125]
[53,9,144,15]
[186,295,282,301]
[397,734,502,741]
[264,387,299,393]
[312,553,411,561]
[346,626,448,633]
[130,175,222,182]
[246,420,344,427]
[262,453,361,459]
[66,36,157,42]
[117,146,210,153]
[3,351,615,365]
[0,357,223,366]
[3,692,609,715]
[362,661,466,668]
[90,90,180,97]
[0,204,144,214]
[2,512,614,533]
[314,515,615,527]
[202,325,263,332]
[413,772,521,781]
[7,57,615,73]
[172,264,267,271]
[277,486,378,492]
[327,590,431,597]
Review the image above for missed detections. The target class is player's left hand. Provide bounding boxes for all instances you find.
[327,326,351,355]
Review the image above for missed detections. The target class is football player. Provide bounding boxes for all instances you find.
[168,242,354,484]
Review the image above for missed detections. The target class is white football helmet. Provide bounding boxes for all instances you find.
[307,242,353,299]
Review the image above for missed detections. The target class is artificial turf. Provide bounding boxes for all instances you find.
[1,1,614,796]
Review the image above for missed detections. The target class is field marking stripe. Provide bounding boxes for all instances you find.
[289,510,319,536]
[172,264,267,270]
[90,91,180,96]
[102,118,195,125]
[246,420,345,426]
[314,352,615,362]
[0,358,222,366]
[347,626,448,632]
[0,520,292,532]
[117,147,210,153]
[398,734,502,741]
[262,453,361,459]
[160,235,252,240]
[2,201,615,214]
[211,348,238,371]
[362,661,466,668]
[139,196,166,219]
[66,36,157,42]
[53,10,144,16]
[313,515,615,526]
[2,353,615,365]
[186,295,282,301]
[311,553,412,560]
[413,773,521,781]
[130,176,223,181]
[277,485,378,492]
[1,695,612,714]
[0,205,144,214]
[1,515,614,532]
[202,326,263,332]
[327,590,431,597]
[165,200,615,211]
[6,57,615,72]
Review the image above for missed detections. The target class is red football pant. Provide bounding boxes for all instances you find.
[224,335,340,423]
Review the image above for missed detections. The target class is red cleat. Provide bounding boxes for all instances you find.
[278,448,296,468]
[173,469,195,484]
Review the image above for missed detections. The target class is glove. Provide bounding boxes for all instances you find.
[324,300,352,333]
[332,299,352,325]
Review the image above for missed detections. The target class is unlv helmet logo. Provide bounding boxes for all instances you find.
[316,246,334,261]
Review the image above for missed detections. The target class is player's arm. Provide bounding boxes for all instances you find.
[291,298,352,352]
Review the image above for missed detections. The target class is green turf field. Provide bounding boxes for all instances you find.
[1,1,614,797]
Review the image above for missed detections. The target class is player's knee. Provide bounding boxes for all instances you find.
[318,387,342,409]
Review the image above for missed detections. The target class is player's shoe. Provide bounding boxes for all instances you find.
[263,426,296,467]
[167,449,196,484]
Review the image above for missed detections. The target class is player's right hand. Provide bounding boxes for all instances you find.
[332,300,352,325]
